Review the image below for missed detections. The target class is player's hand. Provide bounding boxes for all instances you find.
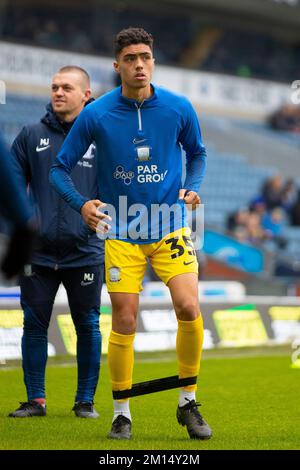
[1,221,37,280]
[179,189,201,210]
[81,199,112,232]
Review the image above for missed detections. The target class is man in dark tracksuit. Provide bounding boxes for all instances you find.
[9,66,104,418]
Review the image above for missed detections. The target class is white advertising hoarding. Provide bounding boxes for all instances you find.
[0,41,292,117]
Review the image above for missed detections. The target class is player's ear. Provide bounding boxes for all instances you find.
[113,61,120,74]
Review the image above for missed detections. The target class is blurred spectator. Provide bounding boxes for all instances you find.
[233,226,249,243]
[252,177,297,218]
[281,179,298,213]
[227,208,266,245]
[226,208,249,233]
[34,20,63,48]
[249,196,267,216]
[262,208,287,249]
[269,104,300,133]
[65,24,93,53]
[227,190,290,251]
[261,175,283,210]
[245,211,267,246]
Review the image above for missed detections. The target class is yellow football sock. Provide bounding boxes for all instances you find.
[108,330,135,402]
[176,315,204,392]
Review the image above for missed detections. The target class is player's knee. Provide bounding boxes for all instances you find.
[174,298,199,321]
[112,306,136,334]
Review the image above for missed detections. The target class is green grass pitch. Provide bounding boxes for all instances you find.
[0,350,299,450]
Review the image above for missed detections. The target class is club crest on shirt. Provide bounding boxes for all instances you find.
[136,146,151,162]
[109,266,121,282]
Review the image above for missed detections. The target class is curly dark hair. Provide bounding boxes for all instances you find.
[114,27,153,57]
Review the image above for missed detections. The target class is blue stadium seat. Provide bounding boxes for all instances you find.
[0,94,47,145]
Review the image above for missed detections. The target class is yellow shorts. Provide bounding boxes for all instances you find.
[105,227,198,293]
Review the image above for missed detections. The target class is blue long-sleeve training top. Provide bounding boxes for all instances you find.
[0,134,32,227]
[50,84,207,243]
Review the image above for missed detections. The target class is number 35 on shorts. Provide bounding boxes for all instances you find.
[165,234,196,260]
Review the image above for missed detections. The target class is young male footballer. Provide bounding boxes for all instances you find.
[50,27,212,441]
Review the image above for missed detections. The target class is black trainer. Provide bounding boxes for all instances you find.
[72,401,99,418]
[177,399,212,440]
[8,401,46,418]
[107,415,132,440]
